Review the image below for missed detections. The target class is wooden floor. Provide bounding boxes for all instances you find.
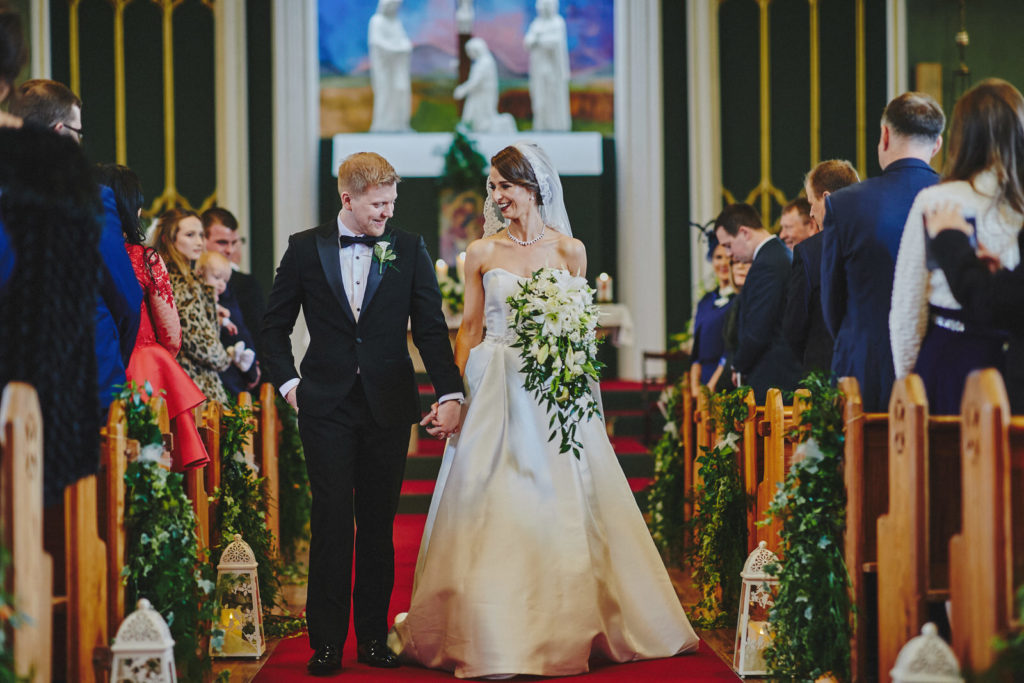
[212,556,737,682]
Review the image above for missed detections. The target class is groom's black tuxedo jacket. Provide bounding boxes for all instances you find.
[261,222,462,425]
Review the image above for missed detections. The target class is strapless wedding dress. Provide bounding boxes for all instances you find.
[389,268,699,678]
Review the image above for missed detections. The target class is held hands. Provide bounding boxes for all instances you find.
[420,400,463,440]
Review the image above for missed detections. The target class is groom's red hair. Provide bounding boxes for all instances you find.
[337,152,401,197]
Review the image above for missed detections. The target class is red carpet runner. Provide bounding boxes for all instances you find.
[254,515,737,681]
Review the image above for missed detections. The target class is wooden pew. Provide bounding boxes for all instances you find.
[0,382,53,682]
[839,376,889,683]
[876,374,962,683]
[753,388,807,554]
[679,375,696,528]
[99,400,128,650]
[739,389,761,554]
[257,383,281,551]
[237,392,258,469]
[199,400,223,550]
[949,368,1024,674]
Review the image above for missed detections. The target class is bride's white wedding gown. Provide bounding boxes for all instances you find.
[389,268,699,678]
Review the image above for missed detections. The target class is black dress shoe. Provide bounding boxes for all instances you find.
[356,639,401,668]
[307,644,342,676]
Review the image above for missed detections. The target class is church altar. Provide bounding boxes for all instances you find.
[332,131,604,177]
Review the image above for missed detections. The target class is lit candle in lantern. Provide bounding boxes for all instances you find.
[456,251,467,282]
[435,258,449,280]
[596,272,613,302]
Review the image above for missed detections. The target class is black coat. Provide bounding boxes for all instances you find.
[261,223,461,425]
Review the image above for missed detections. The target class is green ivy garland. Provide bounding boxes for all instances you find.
[117,383,220,680]
[762,372,851,681]
[211,399,281,617]
[689,386,750,628]
[275,394,310,572]
[647,377,689,567]
[0,543,29,682]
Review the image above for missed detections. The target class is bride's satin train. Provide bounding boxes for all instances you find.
[388,270,699,679]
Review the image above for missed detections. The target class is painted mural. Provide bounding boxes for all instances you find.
[318,0,614,136]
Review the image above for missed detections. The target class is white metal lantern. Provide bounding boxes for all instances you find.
[211,533,265,658]
[890,622,963,683]
[733,541,780,677]
[110,598,177,683]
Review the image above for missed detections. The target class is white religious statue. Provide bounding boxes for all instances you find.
[453,38,517,134]
[456,0,474,35]
[524,0,571,131]
[368,0,413,132]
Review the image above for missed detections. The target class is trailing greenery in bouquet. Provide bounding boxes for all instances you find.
[647,376,689,566]
[762,372,851,682]
[506,267,605,458]
[117,382,219,679]
[690,385,750,628]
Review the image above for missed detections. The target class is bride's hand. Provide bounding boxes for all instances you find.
[425,400,462,440]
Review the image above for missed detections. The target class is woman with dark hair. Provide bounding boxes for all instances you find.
[688,237,734,396]
[390,143,698,678]
[891,78,1024,413]
[95,164,209,470]
[152,208,231,404]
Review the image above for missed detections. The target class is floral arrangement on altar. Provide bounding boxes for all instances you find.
[690,386,750,628]
[647,377,689,566]
[507,267,604,458]
[762,372,851,681]
[437,270,465,315]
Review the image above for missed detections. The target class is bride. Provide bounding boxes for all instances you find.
[389,142,699,678]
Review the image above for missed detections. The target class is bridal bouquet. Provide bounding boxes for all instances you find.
[506,267,605,458]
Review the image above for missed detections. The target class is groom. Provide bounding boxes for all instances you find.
[262,152,463,675]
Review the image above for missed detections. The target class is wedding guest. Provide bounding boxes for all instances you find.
[891,79,1024,414]
[714,202,800,402]
[821,91,943,411]
[926,201,1024,411]
[197,250,259,396]
[152,208,231,405]
[689,238,735,396]
[784,160,860,376]
[95,164,209,471]
[10,77,143,413]
[778,197,815,249]
[202,207,266,358]
[718,257,750,394]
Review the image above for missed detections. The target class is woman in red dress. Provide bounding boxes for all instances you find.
[96,164,209,470]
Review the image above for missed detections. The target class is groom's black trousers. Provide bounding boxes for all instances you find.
[299,376,410,649]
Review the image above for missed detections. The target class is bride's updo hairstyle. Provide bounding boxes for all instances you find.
[491,145,543,206]
[944,78,1024,215]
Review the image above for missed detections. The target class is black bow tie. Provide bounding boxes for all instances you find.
[339,234,381,248]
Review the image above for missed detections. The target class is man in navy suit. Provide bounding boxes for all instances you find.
[715,203,801,403]
[11,79,142,412]
[820,92,944,411]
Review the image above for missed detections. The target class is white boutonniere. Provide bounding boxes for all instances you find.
[373,240,399,275]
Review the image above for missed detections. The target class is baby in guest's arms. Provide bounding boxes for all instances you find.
[196,251,260,394]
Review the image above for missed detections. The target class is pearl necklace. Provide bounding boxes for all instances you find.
[506,225,545,246]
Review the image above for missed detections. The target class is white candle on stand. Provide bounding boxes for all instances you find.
[456,251,467,282]
[596,272,613,302]
[435,258,449,280]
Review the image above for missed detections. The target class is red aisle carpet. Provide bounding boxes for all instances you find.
[255,515,736,681]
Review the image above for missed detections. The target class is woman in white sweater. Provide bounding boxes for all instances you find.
[890,78,1024,414]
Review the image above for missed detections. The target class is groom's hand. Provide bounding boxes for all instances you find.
[422,400,462,439]
[285,386,298,413]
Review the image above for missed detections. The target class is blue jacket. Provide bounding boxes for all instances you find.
[734,236,801,402]
[95,185,143,410]
[820,157,939,411]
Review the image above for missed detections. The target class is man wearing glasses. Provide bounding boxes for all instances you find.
[10,78,142,413]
